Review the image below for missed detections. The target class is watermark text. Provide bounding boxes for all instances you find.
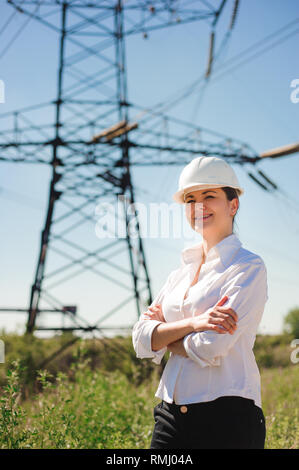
[290,339,299,364]
[0,80,5,103]
[290,79,299,103]
[0,340,4,363]
[94,196,205,240]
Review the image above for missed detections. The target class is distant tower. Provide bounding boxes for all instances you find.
[1,1,260,335]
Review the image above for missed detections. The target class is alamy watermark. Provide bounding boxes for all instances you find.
[0,340,4,363]
[94,195,205,240]
[0,80,5,104]
[290,79,299,103]
[290,339,299,364]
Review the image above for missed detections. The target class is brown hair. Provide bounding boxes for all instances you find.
[221,186,240,232]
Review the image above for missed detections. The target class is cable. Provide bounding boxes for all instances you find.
[240,163,299,237]
[210,27,299,86]
[132,17,299,122]
[0,4,19,35]
[253,166,299,218]
[0,1,43,60]
[190,19,235,122]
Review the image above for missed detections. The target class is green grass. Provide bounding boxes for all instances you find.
[0,356,159,449]
[0,332,298,449]
[262,366,299,449]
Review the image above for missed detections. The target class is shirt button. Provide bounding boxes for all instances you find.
[180,405,188,414]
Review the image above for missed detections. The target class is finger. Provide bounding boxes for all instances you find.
[210,312,237,329]
[221,319,235,334]
[210,317,234,334]
[226,316,237,330]
[213,306,238,318]
[145,310,155,316]
[207,324,228,334]
[216,307,238,321]
[217,312,237,329]
[211,309,236,321]
[216,295,228,307]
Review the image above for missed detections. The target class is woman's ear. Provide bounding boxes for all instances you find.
[230,198,239,217]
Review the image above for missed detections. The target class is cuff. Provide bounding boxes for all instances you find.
[151,346,167,364]
[183,333,221,368]
[135,319,167,364]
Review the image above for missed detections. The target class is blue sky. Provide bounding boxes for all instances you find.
[0,0,299,335]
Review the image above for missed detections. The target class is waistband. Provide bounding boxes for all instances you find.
[161,396,257,413]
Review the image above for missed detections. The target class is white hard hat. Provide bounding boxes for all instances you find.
[172,156,244,204]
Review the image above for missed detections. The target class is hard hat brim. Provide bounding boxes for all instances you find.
[172,183,244,204]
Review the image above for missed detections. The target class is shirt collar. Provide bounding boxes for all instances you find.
[181,233,242,268]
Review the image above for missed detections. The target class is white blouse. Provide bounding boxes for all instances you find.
[132,233,268,408]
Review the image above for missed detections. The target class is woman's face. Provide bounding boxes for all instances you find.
[184,188,239,236]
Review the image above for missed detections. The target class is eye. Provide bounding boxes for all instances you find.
[186,196,214,203]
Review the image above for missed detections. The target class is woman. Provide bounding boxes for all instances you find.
[132,156,268,449]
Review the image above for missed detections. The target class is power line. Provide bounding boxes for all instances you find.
[0,2,20,35]
[0,1,43,60]
[209,26,299,85]
[136,17,299,119]
[0,1,297,337]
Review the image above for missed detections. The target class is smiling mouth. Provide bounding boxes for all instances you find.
[194,214,213,221]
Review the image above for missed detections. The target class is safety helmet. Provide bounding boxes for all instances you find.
[172,156,244,204]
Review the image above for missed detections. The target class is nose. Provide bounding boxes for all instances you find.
[193,201,204,216]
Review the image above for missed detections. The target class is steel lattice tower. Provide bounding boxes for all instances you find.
[1,0,264,335]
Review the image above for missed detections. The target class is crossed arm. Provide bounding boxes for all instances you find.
[146,295,237,358]
[132,260,267,366]
[166,338,189,357]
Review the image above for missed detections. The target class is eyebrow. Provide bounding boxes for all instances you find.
[185,190,217,200]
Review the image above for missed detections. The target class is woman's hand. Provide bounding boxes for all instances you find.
[190,296,238,335]
[143,304,165,322]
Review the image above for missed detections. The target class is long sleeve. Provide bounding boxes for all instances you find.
[132,270,177,365]
[183,256,268,368]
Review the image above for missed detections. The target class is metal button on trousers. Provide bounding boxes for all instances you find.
[150,397,266,449]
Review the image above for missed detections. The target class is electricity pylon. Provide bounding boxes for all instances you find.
[1,0,265,335]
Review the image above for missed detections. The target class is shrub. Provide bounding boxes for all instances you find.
[283,307,299,339]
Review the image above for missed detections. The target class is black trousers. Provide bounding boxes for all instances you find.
[150,396,266,449]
